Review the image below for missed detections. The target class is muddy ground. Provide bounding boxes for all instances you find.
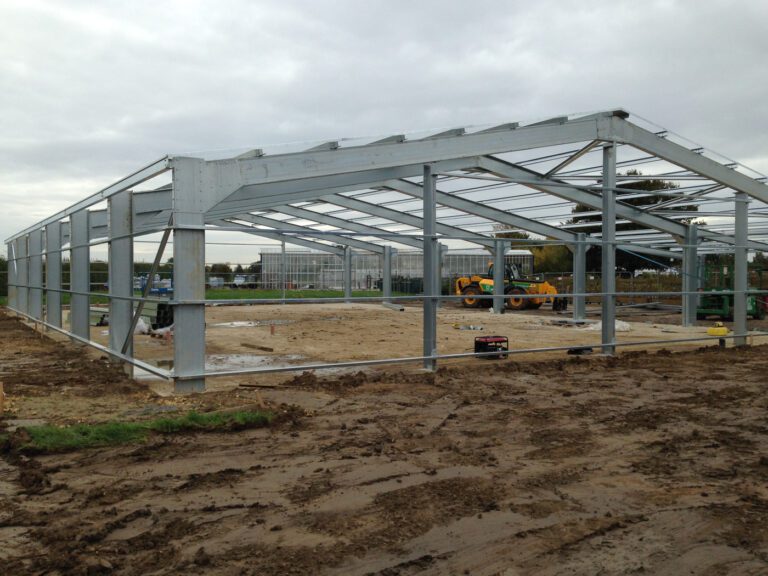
[2,309,768,575]
[80,300,768,395]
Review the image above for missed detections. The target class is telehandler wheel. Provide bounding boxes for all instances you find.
[461,286,483,308]
[506,288,527,311]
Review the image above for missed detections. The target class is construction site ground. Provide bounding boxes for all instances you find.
[83,301,768,394]
[2,305,768,575]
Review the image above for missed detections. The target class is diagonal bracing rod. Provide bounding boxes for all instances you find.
[121,222,172,354]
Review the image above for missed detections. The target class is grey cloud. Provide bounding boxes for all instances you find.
[2,0,768,253]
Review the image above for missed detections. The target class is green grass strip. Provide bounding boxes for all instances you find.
[17,410,273,453]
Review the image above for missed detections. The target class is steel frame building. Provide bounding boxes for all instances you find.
[6,109,768,392]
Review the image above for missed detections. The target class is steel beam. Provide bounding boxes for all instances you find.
[477,155,768,253]
[480,155,688,237]
[121,226,170,355]
[70,210,90,340]
[7,242,16,310]
[383,176,679,260]
[343,246,353,303]
[132,189,174,234]
[109,191,134,365]
[214,219,343,255]
[601,145,617,355]
[385,177,578,242]
[88,209,109,240]
[207,158,476,219]
[322,193,495,248]
[572,232,587,321]
[232,213,383,254]
[545,140,599,177]
[436,243,446,310]
[423,165,438,371]
[232,115,606,189]
[734,192,749,346]
[382,245,393,303]
[6,157,169,243]
[268,204,423,250]
[45,222,62,328]
[681,225,698,327]
[28,229,43,321]
[212,219,344,256]
[612,118,768,205]
[15,236,28,315]
[281,240,287,300]
[493,239,506,314]
[172,158,207,393]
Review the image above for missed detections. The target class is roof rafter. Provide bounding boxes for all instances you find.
[264,204,424,250]
[477,155,768,252]
[212,219,344,256]
[230,213,384,254]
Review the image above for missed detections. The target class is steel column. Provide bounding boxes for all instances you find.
[28,229,43,320]
[343,246,353,303]
[281,240,286,301]
[436,243,447,310]
[109,191,134,364]
[601,144,617,355]
[423,165,438,370]
[493,239,506,314]
[572,232,587,321]
[15,236,28,315]
[70,210,90,340]
[681,225,698,327]
[172,158,207,393]
[734,192,749,346]
[382,245,393,303]
[6,242,16,310]
[45,221,62,328]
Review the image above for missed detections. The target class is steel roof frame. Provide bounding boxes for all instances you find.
[7,108,768,392]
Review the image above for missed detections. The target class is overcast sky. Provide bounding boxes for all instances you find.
[2,0,767,261]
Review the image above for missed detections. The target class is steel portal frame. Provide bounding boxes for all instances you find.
[6,109,768,392]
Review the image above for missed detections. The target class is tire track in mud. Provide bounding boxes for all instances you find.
[4,325,768,574]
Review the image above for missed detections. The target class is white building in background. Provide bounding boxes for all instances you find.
[259,249,533,290]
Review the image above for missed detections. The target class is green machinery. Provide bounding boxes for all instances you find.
[696,264,765,320]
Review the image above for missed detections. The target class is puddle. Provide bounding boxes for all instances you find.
[212,320,294,328]
[206,353,304,369]
[133,353,305,380]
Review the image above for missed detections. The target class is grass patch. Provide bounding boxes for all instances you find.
[24,421,148,452]
[15,410,273,454]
